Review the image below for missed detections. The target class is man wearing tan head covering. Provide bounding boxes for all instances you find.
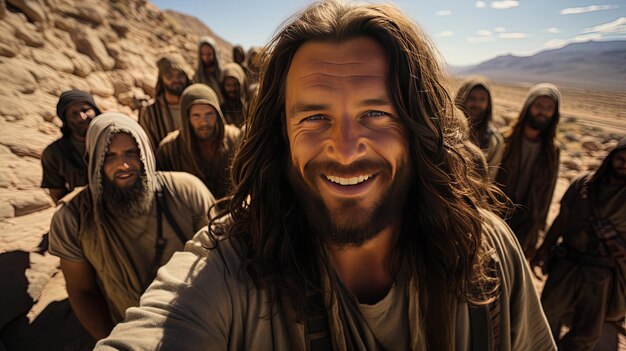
[138,54,191,151]
[157,84,241,200]
[220,63,247,127]
[455,76,504,180]
[193,36,224,103]
[496,83,561,258]
[48,112,214,341]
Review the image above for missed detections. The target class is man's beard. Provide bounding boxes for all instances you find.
[526,112,551,131]
[287,157,412,248]
[102,171,151,218]
[164,82,185,97]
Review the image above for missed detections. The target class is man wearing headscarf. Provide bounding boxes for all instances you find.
[138,54,190,151]
[156,84,241,200]
[220,62,247,127]
[48,112,214,341]
[41,90,102,203]
[232,45,245,68]
[495,83,561,258]
[244,46,261,87]
[532,139,626,350]
[455,76,504,180]
[193,36,223,103]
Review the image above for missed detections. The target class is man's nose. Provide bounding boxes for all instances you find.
[327,116,365,164]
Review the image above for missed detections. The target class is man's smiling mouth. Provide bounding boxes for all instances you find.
[324,174,375,186]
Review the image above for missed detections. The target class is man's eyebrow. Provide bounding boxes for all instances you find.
[358,98,392,107]
[290,102,330,115]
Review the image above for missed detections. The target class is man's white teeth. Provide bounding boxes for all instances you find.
[325,174,372,186]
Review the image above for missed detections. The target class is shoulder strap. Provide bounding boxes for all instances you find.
[304,292,333,351]
[147,189,167,290]
[155,176,189,246]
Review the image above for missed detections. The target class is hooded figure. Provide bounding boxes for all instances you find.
[244,46,262,86]
[232,45,245,67]
[41,90,102,203]
[157,84,242,199]
[48,112,214,338]
[496,83,561,257]
[532,138,626,349]
[455,76,504,179]
[139,54,191,151]
[220,62,247,127]
[193,36,224,103]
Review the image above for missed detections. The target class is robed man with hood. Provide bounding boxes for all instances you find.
[156,84,241,199]
[495,83,561,258]
[48,112,215,341]
[193,36,224,103]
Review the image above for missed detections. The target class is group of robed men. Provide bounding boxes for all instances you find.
[455,76,626,349]
[38,1,624,349]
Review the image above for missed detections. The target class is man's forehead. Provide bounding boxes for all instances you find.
[289,37,388,78]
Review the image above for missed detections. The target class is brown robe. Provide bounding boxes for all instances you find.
[455,75,504,179]
[41,137,87,192]
[138,97,182,153]
[495,83,561,256]
[48,112,214,323]
[193,36,224,103]
[156,84,242,199]
[220,62,247,127]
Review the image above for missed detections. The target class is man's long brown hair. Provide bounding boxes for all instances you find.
[210,1,503,347]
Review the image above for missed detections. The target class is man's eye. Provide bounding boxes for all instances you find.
[364,111,388,118]
[302,115,326,122]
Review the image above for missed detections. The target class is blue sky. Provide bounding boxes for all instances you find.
[152,0,626,66]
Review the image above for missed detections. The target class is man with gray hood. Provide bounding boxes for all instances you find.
[193,36,223,103]
[41,90,102,203]
[48,112,214,341]
[220,62,247,127]
[157,84,241,199]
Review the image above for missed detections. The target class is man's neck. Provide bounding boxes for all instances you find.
[164,92,180,105]
[327,226,400,304]
[70,134,85,144]
[197,138,217,161]
[522,125,541,142]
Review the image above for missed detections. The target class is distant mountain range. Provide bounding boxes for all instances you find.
[453,40,626,91]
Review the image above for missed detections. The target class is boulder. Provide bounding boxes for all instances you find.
[561,155,583,171]
[8,190,52,217]
[14,25,44,47]
[65,6,105,26]
[86,71,114,98]
[32,47,75,73]
[0,0,6,19]
[582,140,602,152]
[110,21,129,37]
[0,42,18,57]
[68,51,96,77]
[0,61,37,94]
[70,29,115,70]
[6,0,46,23]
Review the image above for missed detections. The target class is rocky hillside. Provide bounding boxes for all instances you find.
[0,1,231,347]
[0,0,232,222]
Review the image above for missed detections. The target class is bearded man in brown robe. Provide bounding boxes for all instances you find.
[41,90,102,203]
[156,84,241,200]
[220,62,247,127]
[48,112,214,341]
[532,139,626,350]
[455,76,504,180]
[138,55,191,151]
[495,83,561,258]
[193,36,223,103]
